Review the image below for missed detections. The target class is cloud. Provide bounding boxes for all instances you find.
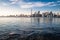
[20,2,55,8]
[0,0,60,8]
[9,0,19,4]
[20,4,34,8]
[48,1,60,7]
[10,1,17,4]
[2,2,8,6]
[9,0,18,1]
[18,0,60,8]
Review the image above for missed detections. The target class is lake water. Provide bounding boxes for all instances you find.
[0,17,60,36]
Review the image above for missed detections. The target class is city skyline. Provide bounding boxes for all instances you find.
[0,0,60,16]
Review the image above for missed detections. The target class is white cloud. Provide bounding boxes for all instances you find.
[19,2,55,8]
[0,0,60,8]
[9,0,19,4]
[9,0,18,1]
[10,1,17,4]
[20,5,34,8]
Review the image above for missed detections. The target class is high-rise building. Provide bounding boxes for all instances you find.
[47,11,53,18]
[42,11,53,18]
[38,11,40,14]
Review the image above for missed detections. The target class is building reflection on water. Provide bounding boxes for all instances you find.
[32,17,40,26]
[43,17,53,27]
[31,17,53,27]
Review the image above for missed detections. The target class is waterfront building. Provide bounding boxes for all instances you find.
[32,12,37,17]
[42,11,53,18]
[42,12,49,17]
[32,11,42,17]
[47,11,53,18]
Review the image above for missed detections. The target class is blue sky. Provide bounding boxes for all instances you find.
[0,0,60,15]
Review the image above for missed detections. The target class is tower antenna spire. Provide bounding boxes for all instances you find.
[31,9,32,16]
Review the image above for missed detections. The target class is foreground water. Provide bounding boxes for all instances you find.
[0,17,60,40]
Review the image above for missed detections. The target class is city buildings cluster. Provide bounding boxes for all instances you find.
[30,11,60,18]
[0,11,60,18]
